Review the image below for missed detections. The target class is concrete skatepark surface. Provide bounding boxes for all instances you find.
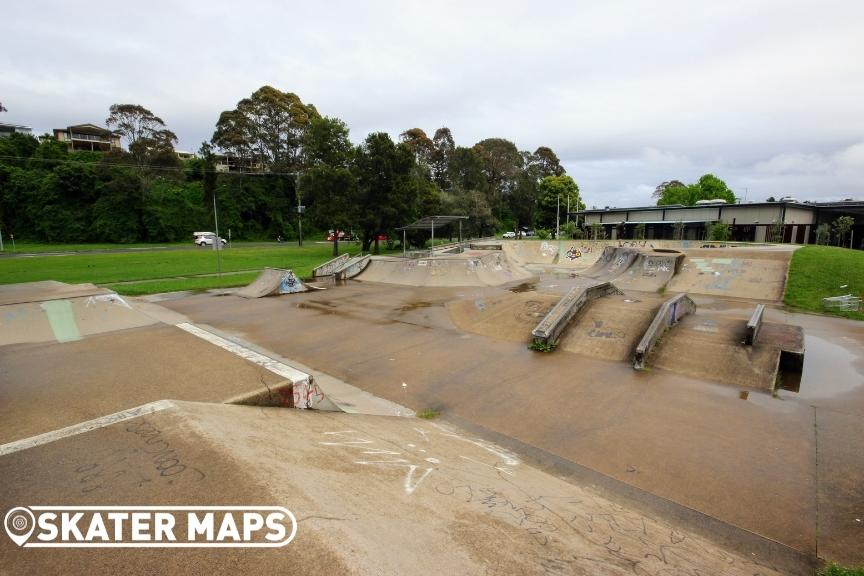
[158,278,864,568]
[0,401,794,575]
[2,240,862,572]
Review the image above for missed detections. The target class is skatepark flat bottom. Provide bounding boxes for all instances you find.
[160,282,864,564]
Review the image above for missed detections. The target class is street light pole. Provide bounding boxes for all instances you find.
[296,175,304,248]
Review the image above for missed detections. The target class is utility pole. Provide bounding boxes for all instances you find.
[212,186,222,278]
[556,194,561,251]
[296,175,304,248]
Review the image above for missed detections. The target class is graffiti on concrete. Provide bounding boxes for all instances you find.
[587,319,625,339]
[278,270,304,294]
[565,246,582,260]
[294,377,326,409]
[540,241,558,257]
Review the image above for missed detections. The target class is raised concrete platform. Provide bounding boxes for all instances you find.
[0,401,799,575]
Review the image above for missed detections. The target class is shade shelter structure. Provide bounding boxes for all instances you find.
[396,215,469,257]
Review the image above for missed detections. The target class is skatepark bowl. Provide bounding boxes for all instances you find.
[1,239,863,574]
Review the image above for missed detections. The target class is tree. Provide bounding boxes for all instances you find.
[431,127,455,190]
[354,133,419,253]
[832,216,854,247]
[655,174,736,206]
[652,180,685,199]
[399,128,435,167]
[634,223,646,240]
[302,165,358,255]
[304,116,353,168]
[0,102,7,113]
[708,222,730,241]
[815,223,831,245]
[106,104,178,167]
[536,175,583,230]
[531,146,565,177]
[211,86,319,171]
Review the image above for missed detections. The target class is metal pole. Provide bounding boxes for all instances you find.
[566,195,570,225]
[403,230,406,257]
[459,220,462,243]
[0,225,4,251]
[213,186,222,278]
[297,174,303,248]
[556,195,561,253]
[430,222,435,257]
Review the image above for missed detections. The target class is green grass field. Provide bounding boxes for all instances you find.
[785,245,864,321]
[0,243,363,295]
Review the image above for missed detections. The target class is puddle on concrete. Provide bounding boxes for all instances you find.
[400,301,434,312]
[797,333,864,400]
[508,282,538,293]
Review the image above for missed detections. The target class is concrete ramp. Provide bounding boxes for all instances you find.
[235,267,308,298]
[557,294,667,361]
[0,280,113,306]
[334,254,371,279]
[531,282,622,348]
[611,250,685,292]
[0,292,158,346]
[666,248,793,301]
[356,252,532,287]
[580,246,641,281]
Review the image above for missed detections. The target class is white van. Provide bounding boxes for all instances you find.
[193,232,226,247]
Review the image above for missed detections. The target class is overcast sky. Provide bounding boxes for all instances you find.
[2,0,863,207]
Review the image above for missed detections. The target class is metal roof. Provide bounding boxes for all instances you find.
[396,215,468,231]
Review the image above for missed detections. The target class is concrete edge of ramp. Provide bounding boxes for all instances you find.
[441,413,817,576]
[180,323,413,417]
[235,267,308,298]
[531,282,622,347]
[174,322,340,412]
[633,293,696,369]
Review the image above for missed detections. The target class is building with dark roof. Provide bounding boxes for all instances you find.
[574,200,863,248]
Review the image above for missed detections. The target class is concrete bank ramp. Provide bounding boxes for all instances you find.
[0,280,113,306]
[0,399,797,575]
[356,252,532,287]
[646,312,805,390]
[236,267,308,298]
[447,291,562,342]
[0,291,158,346]
[557,293,668,361]
[667,248,793,300]
[611,250,685,292]
[531,282,622,348]
[580,246,641,281]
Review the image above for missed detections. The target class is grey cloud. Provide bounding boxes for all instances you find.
[1,0,862,205]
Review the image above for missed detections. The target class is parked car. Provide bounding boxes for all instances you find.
[326,230,358,242]
[193,232,226,247]
[502,231,517,239]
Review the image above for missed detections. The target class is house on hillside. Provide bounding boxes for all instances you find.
[0,122,33,138]
[53,123,122,152]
